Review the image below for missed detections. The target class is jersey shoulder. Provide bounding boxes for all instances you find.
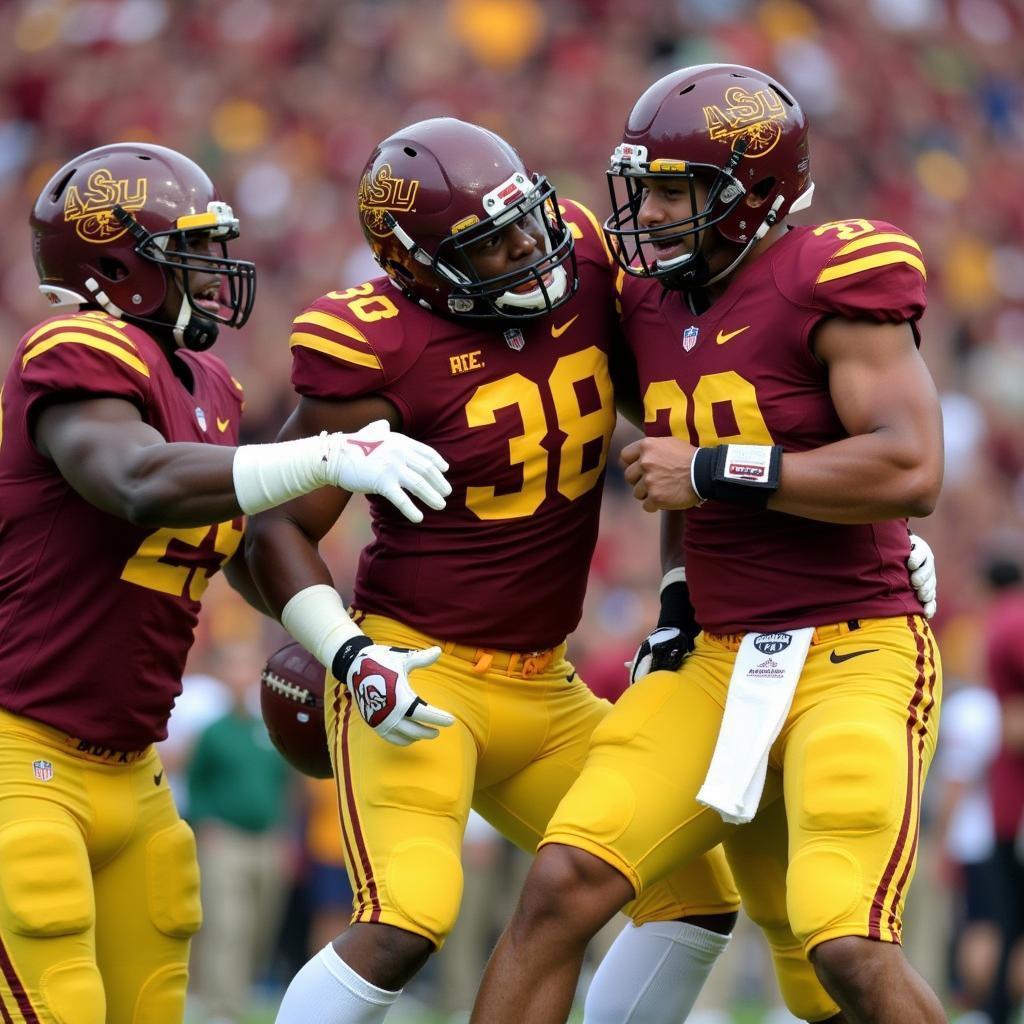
[16,310,153,403]
[559,198,614,273]
[289,277,434,401]
[775,219,927,325]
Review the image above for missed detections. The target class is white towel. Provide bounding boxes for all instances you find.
[697,627,814,824]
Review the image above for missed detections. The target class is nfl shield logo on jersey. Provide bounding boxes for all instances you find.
[195,406,207,431]
[32,759,54,782]
[682,325,699,352]
[504,328,526,351]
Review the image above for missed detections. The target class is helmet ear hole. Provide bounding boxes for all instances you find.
[98,257,129,281]
[384,259,415,285]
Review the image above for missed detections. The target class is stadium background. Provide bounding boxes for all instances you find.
[1,0,1022,1020]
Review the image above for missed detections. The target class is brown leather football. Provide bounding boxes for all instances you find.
[260,641,333,779]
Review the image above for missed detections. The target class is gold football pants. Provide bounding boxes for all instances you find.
[0,707,201,1024]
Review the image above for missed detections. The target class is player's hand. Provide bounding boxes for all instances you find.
[621,437,701,511]
[322,420,452,524]
[627,626,695,685]
[332,637,456,746]
[907,532,937,619]
[625,567,701,684]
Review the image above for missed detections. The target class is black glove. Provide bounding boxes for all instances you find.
[628,568,700,686]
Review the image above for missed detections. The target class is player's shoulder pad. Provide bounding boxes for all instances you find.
[779,219,927,324]
[17,310,152,397]
[289,277,430,401]
[559,199,615,270]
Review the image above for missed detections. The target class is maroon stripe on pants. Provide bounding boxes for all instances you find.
[868,616,927,941]
[887,619,938,938]
[331,687,368,920]
[338,693,382,921]
[0,933,40,1023]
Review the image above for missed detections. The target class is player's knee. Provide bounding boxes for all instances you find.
[131,962,190,1023]
[810,935,881,1005]
[146,821,202,938]
[515,845,629,939]
[387,839,464,945]
[38,959,105,1024]
[0,820,92,937]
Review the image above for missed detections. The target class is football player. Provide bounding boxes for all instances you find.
[0,142,449,1024]
[469,64,946,1024]
[249,117,758,1024]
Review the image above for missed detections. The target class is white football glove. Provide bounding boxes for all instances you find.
[907,532,937,619]
[323,420,451,524]
[332,637,455,746]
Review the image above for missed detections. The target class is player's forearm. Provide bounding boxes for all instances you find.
[768,431,942,524]
[659,509,685,573]
[112,441,244,528]
[244,511,337,619]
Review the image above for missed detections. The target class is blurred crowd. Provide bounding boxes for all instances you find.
[2,0,1024,1020]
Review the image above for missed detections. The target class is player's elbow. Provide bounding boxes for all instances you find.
[900,462,942,518]
[122,487,174,528]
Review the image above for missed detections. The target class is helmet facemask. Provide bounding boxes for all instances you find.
[106,201,256,351]
[388,172,578,320]
[604,140,755,290]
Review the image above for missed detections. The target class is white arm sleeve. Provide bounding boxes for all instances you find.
[280,584,364,669]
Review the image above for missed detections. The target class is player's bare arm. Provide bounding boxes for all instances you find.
[36,396,243,527]
[221,544,270,615]
[773,317,943,522]
[246,393,400,614]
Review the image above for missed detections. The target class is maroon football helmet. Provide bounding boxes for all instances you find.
[31,142,255,350]
[358,118,577,319]
[604,64,814,288]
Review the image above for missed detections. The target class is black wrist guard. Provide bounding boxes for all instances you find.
[692,444,783,508]
[658,578,700,645]
[331,635,374,681]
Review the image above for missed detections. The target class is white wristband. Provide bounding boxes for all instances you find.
[660,567,687,593]
[232,433,333,515]
[280,584,364,669]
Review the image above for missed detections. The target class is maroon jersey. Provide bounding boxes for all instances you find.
[986,591,1024,840]
[0,310,244,748]
[618,219,928,633]
[291,201,618,649]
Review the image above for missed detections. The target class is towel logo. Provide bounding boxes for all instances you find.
[753,632,792,655]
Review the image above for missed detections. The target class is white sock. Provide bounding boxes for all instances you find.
[583,921,730,1024]
[274,944,400,1024]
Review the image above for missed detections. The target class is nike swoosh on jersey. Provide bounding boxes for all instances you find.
[551,314,580,339]
[216,417,230,432]
[829,648,879,664]
[716,325,751,345]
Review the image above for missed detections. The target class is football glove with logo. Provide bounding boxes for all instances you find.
[233,419,451,523]
[628,567,701,686]
[332,636,456,746]
[907,532,937,619]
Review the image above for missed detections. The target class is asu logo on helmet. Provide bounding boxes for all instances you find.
[63,169,147,244]
[358,164,419,238]
[703,85,788,158]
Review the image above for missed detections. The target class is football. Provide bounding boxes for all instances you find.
[260,641,333,779]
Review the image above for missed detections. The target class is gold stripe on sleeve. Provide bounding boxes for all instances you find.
[24,316,138,353]
[834,233,922,257]
[293,310,375,349]
[22,334,150,377]
[816,250,927,285]
[289,332,383,370]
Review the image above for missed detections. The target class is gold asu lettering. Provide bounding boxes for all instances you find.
[64,169,147,244]
[358,164,420,237]
[703,86,788,157]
